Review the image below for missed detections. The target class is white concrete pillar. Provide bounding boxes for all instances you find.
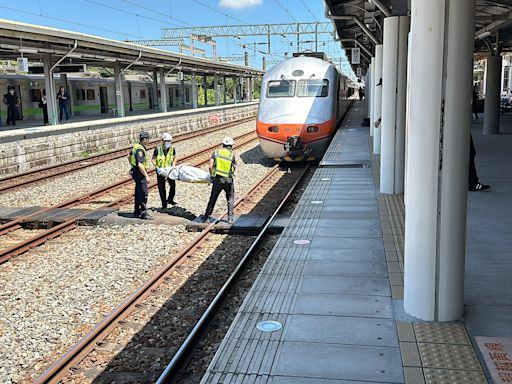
[152,69,159,110]
[159,67,168,113]
[114,61,125,117]
[42,54,58,125]
[373,45,383,154]
[214,74,220,106]
[404,0,475,321]
[483,54,501,134]
[369,58,375,136]
[380,16,410,194]
[191,72,198,108]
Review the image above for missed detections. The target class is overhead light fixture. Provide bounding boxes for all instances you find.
[478,31,491,40]
[18,48,38,54]
[104,57,117,62]
[67,52,82,58]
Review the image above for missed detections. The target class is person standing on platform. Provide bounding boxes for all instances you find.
[203,137,236,224]
[152,132,177,210]
[472,85,480,120]
[468,134,490,191]
[3,87,20,126]
[129,131,153,220]
[38,91,49,125]
[57,86,70,122]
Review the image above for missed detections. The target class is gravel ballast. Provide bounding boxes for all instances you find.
[1,121,256,209]
[0,136,276,383]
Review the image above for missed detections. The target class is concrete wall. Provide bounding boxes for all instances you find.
[0,102,258,176]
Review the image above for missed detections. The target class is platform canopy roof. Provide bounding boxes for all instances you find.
[324,0,512,74]
[0,19,263,77]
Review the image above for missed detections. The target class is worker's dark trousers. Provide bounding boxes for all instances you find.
[468,135,479,189]
[205,181,234,217]
[6,106,17,125]
[157,175,176,208]
[133,173,148,217]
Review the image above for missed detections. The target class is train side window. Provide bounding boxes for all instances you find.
[267,80,295,97]
[86,89,95,100]
[297,79,329,97]
[76,89,85,101]
[29,89,41,102]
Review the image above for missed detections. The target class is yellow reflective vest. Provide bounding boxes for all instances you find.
[130,143,151,169]
[212,148,235,178]
[155,144,174,168]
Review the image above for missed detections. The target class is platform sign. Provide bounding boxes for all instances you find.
[476,337,512,383]
[351,48,361,65]
[17,57,29,72]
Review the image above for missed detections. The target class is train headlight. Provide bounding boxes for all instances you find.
[268,126,279,133]
[307,126,319,133]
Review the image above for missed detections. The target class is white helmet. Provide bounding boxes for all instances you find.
[222,136,234,146]
[161,132,172,142]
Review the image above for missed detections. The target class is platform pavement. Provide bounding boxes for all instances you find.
[465,114,512,337]
[199,102,512,384]
[201,103,407,384]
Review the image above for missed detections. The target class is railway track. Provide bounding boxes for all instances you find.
[0,131,259,264]
[0,116,255,193]
[34,162,309,384]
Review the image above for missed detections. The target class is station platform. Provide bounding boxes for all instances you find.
[201,103,512,384]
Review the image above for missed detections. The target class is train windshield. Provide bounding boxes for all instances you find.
[297,79,329,97]
[267,80,296,97]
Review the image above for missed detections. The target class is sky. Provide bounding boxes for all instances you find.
[0,0,353,76]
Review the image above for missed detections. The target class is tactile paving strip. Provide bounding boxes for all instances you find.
[414,323,471,345]
[423,368,487,384]
[418,343,482,371]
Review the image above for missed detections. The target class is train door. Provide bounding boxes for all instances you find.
[99,86,108,113]
[148,87,154,109]
[169,87,174,108]
[15,84,23,120]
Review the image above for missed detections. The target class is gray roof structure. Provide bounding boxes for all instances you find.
[324,0,512,74]
[0,19,263,77]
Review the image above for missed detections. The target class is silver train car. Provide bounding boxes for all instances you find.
[0,74,193,123]
[256,55,355,161]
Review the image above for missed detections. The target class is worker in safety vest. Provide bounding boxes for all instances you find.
[129,131,153,220]
[152,132,177,210]
[203,137,236,224]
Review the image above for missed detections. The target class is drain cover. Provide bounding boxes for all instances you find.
[293,239,310,245]
[256,320,283,332]
[311,200,323,204]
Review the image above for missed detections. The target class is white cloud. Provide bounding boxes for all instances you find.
[219,0,262,10]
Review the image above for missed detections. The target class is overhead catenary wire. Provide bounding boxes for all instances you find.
[0,5,142,39]
[300,0,319,22]
[186,0,284,62]
[120,0,194,27]
[84,0,184,28]
[273,0,298,22]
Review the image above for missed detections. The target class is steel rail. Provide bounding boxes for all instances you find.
[156,164,310,383]
[0,117,255,192]
[0,127,255,236]
[0,133,258,263]
[33,162,289,384]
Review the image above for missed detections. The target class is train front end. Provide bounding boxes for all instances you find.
[256,56,338,162]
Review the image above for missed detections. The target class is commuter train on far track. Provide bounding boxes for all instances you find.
[256,54,356,161]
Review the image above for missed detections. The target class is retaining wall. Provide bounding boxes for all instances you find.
[0,103,258,177]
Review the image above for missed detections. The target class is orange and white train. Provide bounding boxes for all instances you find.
[256,55,355,161]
